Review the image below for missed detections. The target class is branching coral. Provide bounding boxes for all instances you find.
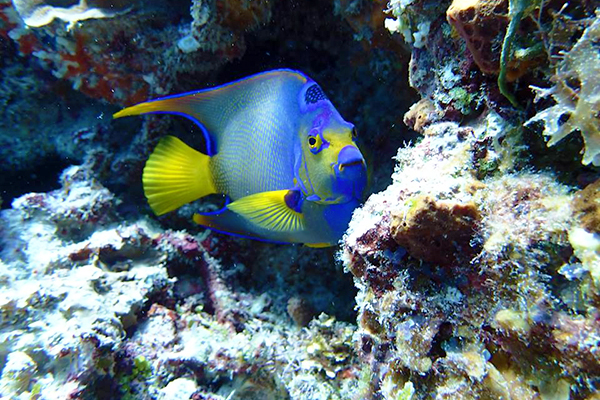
[527,14,600,166]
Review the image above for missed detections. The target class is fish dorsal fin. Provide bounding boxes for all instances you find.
[227,189,305,232]
[143,135,216,215]
[113,70,308,155]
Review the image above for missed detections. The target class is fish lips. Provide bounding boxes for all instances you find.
[333,145,367,200]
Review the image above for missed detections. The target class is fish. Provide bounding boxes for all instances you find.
[113,69,367,247]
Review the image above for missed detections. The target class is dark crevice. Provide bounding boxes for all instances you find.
[0,155,72,209]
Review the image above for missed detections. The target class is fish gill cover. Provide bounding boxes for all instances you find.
[0,0,599,399]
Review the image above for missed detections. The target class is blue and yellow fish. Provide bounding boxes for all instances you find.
[113,69,367,247]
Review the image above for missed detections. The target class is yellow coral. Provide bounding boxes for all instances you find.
[527,15,600,166]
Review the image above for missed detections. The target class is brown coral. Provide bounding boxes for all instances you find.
[390,195,481,265]
[446,0,541,81]
[287,296,315,327]
[573,178,600,235]
[403,98,442,134]
[446,0,508,75]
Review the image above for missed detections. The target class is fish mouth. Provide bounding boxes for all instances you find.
[338,159,364,171]
[332,145,367,201]
[337,145,365,172]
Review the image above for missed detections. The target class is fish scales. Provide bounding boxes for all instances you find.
[211,86,298,200]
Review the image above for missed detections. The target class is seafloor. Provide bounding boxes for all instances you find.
[1,0,599,399]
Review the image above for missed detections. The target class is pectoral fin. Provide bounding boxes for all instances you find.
[226,189,305,232]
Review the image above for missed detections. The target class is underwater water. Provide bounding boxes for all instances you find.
[1,0,600,399]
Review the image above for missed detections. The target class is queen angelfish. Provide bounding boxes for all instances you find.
[113,69,367,247]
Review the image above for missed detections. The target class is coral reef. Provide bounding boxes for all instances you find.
[338,1,600,398]
[0,163,170,398]
[2,0,600,399]
[387,0,490,120]
[340,119,596,399]
[5,0,272,106]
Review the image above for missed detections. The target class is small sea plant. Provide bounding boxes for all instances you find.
[497,0,542,107]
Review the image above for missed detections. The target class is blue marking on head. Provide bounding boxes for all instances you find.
[299,82,331,114]
[284,189,304,213]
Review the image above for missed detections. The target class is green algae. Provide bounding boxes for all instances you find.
[118,356,152,400]
[498,0,542,107]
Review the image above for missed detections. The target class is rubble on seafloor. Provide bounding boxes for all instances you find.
[1,0,600,399]
[0,162,362,399]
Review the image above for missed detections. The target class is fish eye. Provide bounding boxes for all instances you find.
[308,134,322,153]
[352,127,358,139]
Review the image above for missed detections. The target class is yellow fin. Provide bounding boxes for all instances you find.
[143,136,216,215]
[227,190,305,232]
[305,242,333,248]
[113,99,179,119]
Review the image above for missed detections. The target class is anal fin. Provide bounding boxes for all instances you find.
[193,212,289,244]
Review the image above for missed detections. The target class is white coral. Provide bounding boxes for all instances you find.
[526,15,600,166]
[12,0,128,27]
[385,0,431,48]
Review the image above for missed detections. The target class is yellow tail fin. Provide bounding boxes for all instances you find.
[143,136,216,215]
